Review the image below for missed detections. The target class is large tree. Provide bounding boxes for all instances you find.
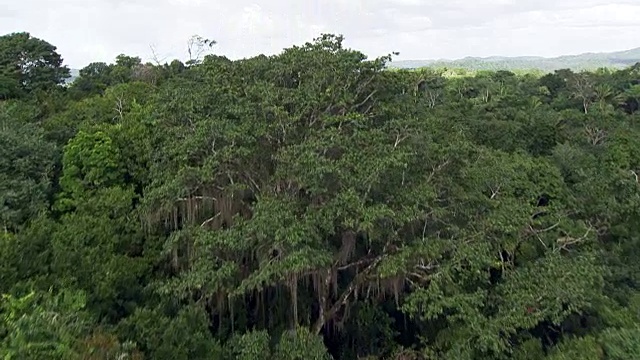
[0,32,70,98]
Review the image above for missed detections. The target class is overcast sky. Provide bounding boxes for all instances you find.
[2,0,639,69]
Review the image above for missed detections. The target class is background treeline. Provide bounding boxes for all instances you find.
[1,32,640,359]
[388,46,640,72]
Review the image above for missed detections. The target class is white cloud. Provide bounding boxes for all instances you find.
[0,0,639,68]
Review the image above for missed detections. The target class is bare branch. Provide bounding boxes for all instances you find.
[489,185,501,199]
[244,173,262,193]
[176,196,217,202]
[113,95,124,121]
[556,225,593,251]
[187,35,217,65]
[426,159,450,183]
[148,44,166,65]
[584,126,606,145]
[336,256,374,271]
[354,75,376,97]
[200,212,221,228]
[362,100,377,115]
[529,222,561,233]
[351,89,377,111]
[313,254,385,334]
[527,225,549,249]
[415,261,437,272]
[394,132,410,149]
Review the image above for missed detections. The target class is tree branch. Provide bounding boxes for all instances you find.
[315,281,355,332]
[351,89,377,111]
[336,256,374,271]
[354,75,376,98]
[556,225,593,251]
[200,212,221,227]
[313,254,385,334]
[426,159,450,183]
[176,196,217,202]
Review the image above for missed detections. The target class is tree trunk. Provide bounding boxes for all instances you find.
[290,275,298,328]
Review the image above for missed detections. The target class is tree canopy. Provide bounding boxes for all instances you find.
[0,32,70,99]
[1,32,640,359]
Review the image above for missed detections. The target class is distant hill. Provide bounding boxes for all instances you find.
[388,47,640,72]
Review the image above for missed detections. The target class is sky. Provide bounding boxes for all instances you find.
[1,0,640,69]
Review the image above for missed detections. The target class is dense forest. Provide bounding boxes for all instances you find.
[1,31,640,359]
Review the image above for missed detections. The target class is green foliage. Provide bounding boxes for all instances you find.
[274,327,333,360]
[0,289,89,359]
[56,129,124,211]
[0,101,57,232]
[226,330,272,359]
[2,31,640,360]
[0,32,69,98]
[599,326,640,360]
[0,216,57,293]
[118,305,222,359]
[545,336,603,360]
